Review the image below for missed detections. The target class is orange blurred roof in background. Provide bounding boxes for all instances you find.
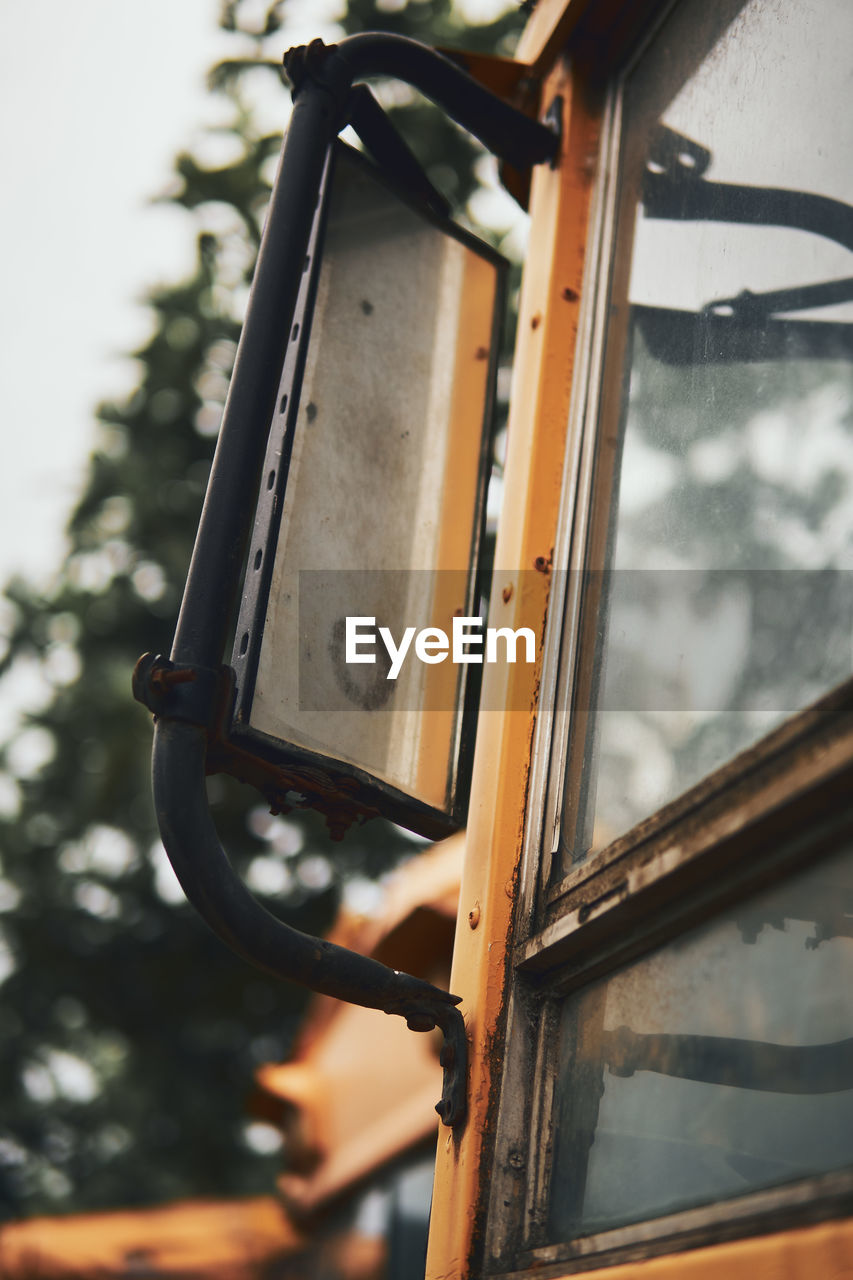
[0,1195,304,1278]
[0,836,464,1277]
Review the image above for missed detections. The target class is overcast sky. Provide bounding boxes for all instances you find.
[0,0,349,595]
[0,0,512,599]
[0,2,225,588]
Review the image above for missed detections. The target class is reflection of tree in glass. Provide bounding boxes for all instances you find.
[594,322,853,839]
[621,330,853,571]
[549,844,853,1238]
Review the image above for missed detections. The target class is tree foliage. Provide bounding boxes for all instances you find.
[0,0,525,1218]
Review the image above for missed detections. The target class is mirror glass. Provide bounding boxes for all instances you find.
[232,146,503,823]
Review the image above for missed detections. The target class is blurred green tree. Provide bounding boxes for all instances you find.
[0,0,525,1217]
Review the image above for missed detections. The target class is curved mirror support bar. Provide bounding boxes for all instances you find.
[152,716,467,1127]
[283,32,559,173]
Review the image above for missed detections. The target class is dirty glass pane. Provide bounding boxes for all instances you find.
[561,0,853,868]
[244,148,500,813]
[547,842,853,1240]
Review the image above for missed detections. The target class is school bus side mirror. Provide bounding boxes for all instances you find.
[227,140,506,843]
[132,33,559,1131]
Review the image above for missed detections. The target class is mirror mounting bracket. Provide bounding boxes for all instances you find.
[136,656,468,1128]
[282,33,560,173]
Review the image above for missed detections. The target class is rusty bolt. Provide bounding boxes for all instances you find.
[534,554,551,574]
[475,345,489,361]
[530,312,542,330]
[150,665,195,693]
[502,583,513,604]
[562,286,579,302]
[468,901,481,929]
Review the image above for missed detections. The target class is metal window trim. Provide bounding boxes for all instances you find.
[523,0,687,921]
[509,74,619,939]
[498,1166,853,1278]
[533,80,624,901]
[525,673,853,972]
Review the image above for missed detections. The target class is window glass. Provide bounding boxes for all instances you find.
[547,842,853,1240]
[561,0,853,868]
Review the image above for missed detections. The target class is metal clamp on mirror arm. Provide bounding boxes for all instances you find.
[134,653,467,1128]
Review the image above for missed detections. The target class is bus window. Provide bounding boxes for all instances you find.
[475,0,853,1273]
[557,0,853,871]
[548,842,853,1238]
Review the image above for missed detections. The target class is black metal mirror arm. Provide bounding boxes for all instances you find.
[283,32,559,173]
[139,34,560,1132]
[151,711,467,1127]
